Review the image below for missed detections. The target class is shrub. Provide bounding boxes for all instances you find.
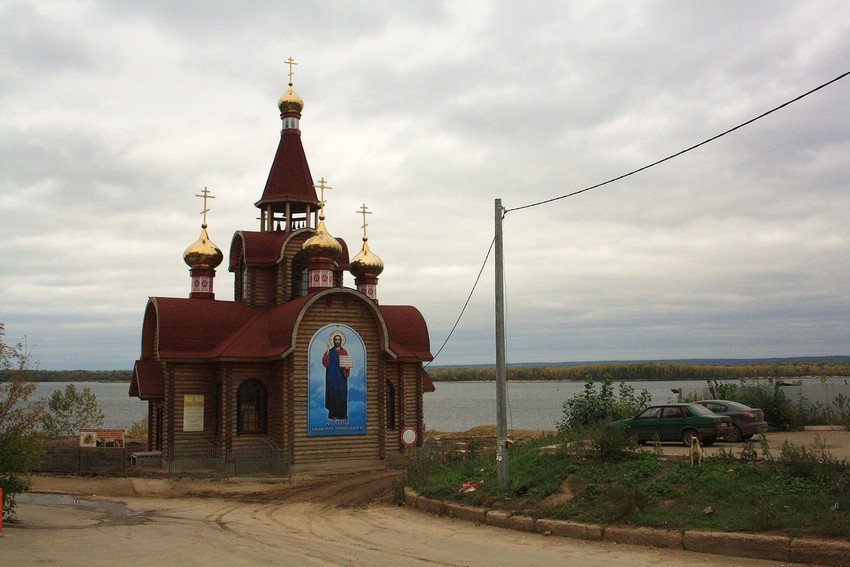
[127,416,148,439]
[0,323,46,517]
[557,373,650,432]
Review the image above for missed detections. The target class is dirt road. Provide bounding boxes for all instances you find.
[2,430,845,566]
[4,490,811,567]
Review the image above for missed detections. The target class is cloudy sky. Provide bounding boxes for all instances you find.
[1,1,848,371]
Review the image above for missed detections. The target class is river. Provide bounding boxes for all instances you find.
[31,378,848,432]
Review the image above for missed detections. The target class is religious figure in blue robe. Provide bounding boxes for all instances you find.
[322,332,351,420]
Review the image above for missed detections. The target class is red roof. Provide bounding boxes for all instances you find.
[131,359,164,400]
[256,131,318,207]
[379,305,433,360]
[144,289,430,363]
[230,230,351,271]
[422,370,435,393]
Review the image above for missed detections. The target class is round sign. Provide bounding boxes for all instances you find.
[400,427,418,446]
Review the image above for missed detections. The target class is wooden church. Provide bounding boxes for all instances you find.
[130,62,433,472]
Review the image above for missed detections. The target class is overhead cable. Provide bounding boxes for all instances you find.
[507,70,850,214]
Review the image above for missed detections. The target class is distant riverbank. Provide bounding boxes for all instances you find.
[6,360,850,385]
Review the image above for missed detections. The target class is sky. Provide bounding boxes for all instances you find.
[1,1,848,371]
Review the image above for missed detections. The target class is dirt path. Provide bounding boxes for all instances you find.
[4,489,809,567]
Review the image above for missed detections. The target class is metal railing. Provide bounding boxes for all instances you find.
[167,438,291,478]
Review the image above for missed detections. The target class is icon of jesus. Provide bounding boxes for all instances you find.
[322,331,352,420]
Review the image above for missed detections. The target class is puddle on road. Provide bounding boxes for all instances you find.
[12,493,152,528]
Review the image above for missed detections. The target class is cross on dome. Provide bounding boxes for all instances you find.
[313,177,333,220]
[195,186,215,228]
[285,56,297,85]
[356,203,372,241]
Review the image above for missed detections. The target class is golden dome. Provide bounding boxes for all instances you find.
[302,219,342,262]
[350,239,384,279]
[278,84,304,114]
[183,225,223,269]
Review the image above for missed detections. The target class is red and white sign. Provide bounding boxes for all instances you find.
[401,427,418,446]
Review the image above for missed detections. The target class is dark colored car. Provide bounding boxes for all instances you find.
[694,400,768,442]
[608,403,733,446]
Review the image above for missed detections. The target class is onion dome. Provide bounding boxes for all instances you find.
[301,218,342,262]
[278,84,304,114]
[183,224,223,269]
[350,239,384,279]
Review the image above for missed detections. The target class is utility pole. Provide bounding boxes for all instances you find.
[494,198,510,490]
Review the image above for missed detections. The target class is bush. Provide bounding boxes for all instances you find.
[0,323,46,517]
[557,373,650,432]
[127,416,148,438]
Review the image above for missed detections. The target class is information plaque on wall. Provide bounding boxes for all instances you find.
[183,394,204,432]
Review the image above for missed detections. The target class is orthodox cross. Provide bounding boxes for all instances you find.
[313,177,333,219]
[356,203,372,241]
[285,56,297,85]
[195,187,215,227]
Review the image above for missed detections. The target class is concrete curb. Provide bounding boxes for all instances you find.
[405,489,850,566]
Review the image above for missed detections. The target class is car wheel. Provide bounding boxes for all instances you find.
[725,425,743,443]
[681,429,700,447]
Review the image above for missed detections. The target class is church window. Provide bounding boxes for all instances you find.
[237,379,267,434]
[385,380,396,430]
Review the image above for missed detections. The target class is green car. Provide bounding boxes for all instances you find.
[608,403,733,446]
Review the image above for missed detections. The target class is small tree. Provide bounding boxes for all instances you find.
[41,383,105,437]
[0,323,46,517]
[557,373,651,433]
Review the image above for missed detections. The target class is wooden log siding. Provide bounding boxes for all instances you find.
[285,356,296,453]
[164,364,175,461]
[275,261,287,305]
[268,359,286,448]
[251,267,276,306]
[384,365,401,454]
[281,235,307,301]
[393,362,422,447]
[290,295,386,464]
[168,364,219,456]
[148,400,161,452]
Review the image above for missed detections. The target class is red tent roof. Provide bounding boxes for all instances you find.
[255,131,318,207]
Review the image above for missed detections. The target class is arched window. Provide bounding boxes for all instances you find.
[385,380,396,430]
[237,379,267,434]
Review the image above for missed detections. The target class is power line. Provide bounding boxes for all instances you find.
[425,236,496,366]
[429,70,849,364]
[506,70,850,214]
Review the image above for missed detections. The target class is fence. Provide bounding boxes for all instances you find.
[36,437,127,475]
[168,438,291,478]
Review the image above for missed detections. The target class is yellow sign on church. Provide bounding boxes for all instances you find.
[183,394,204,432]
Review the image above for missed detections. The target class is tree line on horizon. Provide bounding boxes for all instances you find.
[0,369,133,382]
[3,361,850,384]
[426,361,850,382]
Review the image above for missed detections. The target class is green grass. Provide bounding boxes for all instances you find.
[407,432,850,539]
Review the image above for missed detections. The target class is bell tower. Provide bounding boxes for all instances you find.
[254,57,320,232]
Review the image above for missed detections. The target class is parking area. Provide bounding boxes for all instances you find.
[656,427,850,460]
